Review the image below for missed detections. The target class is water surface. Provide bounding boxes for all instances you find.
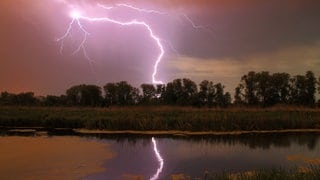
[0,135,115,179]
[1,132,320,179]
[89,133,320,179]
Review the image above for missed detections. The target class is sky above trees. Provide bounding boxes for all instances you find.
[1,0,320,95]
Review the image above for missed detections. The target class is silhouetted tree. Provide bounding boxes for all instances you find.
[43,95,67,106]
[255,71,290,106]
[305,71,316,106]
[237,71,291,106]
[82,85,103,106]
[104,83,118,106]
[163,82,176,105]
[172,79,184,104]
[161,79,199,106]
[0,92,38,106]
[0,92,13,105]
[116,81,136,105]
[2,71,318,108]
[14,92,38,105]
[165,79,198,105]
[289,72,316,106]
[44,95,59,106]
[66,85,81,105]
[198,80,230,108]
[318,76,320,106]
[269,73,290,105]
[179,78,198,105]
[240,71,259,105]
[131,87,141,105]
[213,83,231,107]
[256,71,271,105]
[103,81,138,106]
[318,76,320,95]
[224,92,232,107]
[234,85,245,105]
[140,84,156,104]
[66,84,102,106]
[199,80,213,107]
[155,84,165,104]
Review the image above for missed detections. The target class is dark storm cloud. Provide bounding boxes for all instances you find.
[173,0,320,59]
[1,0,320,95]
[113,0,259,8]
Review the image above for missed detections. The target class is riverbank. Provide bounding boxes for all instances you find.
[1,106,320,132]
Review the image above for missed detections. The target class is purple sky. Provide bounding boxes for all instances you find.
[1,0,320,95]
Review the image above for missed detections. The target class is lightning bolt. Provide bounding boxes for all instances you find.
[98,3,166,15]
[182,14,213,32]
[56,10,94,63]
[98,3,212,33]
[151,137,164,180]
[57,4,164,84]
[57,2,212,85]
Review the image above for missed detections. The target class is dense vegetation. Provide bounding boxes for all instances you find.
[1,106,320,131]
[235,71,318,107]
[0,71,319,107]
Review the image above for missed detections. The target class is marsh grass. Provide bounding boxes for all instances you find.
[206,165,320,180]
[0,106,320,131]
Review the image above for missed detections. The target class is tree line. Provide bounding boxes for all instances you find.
[1,71,320,107]
[235,71,318,107]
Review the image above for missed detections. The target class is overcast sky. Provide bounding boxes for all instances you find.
[1,0,320,95]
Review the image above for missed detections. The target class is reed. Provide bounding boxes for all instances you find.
[0,106,320,131]
[205,165,320,180]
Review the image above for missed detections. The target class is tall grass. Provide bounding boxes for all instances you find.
[0,106,320,131]
[205,165,320,180]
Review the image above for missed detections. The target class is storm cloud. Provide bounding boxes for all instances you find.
[0,0,320,95]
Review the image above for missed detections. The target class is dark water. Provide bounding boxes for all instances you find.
[1,130,320,179]
[88,133,320,179]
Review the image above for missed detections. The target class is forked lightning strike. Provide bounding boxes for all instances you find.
[57,4,164,84]
[57,3,211,84]
[98,3,166,15]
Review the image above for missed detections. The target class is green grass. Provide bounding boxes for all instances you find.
[205,166,320,180]
[0,106,320,131]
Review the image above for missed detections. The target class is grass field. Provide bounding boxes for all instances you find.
[1,106,320,131]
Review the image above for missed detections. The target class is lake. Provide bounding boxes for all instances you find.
[1,130,320,179]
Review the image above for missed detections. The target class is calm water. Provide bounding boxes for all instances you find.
[1,131,320,179]
[89,133,320,179]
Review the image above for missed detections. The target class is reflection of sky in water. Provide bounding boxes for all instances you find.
[88,133,320,179]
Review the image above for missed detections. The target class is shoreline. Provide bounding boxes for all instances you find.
[2,127,320,136]
[74,128,320,136]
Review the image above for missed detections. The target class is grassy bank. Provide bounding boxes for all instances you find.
[1,106,320,131]
[204,166,320,180]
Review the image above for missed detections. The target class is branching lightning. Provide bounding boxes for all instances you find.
[151,137,164,180]
[98,3,166,15]
[182,14,213,33]
[57,3,164,84]
[57,10,93,62]
[57,2,211,84]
